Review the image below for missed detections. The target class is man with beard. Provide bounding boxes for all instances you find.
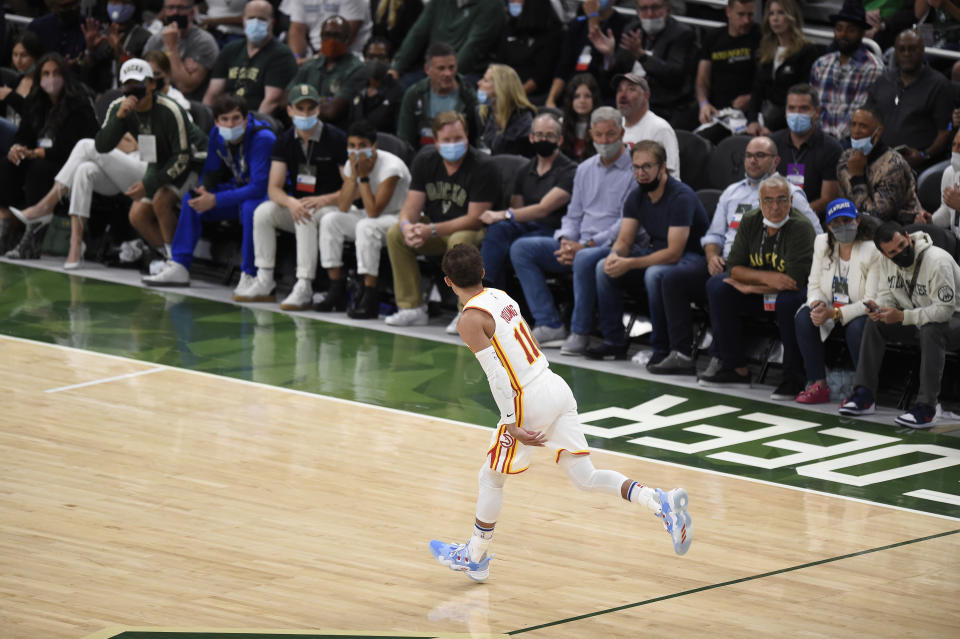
[478,113,577,289]
[809,0,883,139]
[615,73,679,178]
[867,29,952,171]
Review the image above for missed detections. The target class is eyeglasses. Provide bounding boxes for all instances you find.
[633,162,661,174]
[745,151,774,161]
[165,4,191,12]
[637,3,666,14]
[531,133,559,142]
[761,196,790,206]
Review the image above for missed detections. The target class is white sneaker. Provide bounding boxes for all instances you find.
[445,312,461,335]
[233,272,275,302]
[280,279,313,310]
[531,324,568,348]
[233,272,255,297]
[148,258,168,275]
[142,261,190,287]
[385,305,428,326]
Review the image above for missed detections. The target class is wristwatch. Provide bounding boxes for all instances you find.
[358,177,370,183]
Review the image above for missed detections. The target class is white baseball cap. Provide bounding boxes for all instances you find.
[119,58,154,84]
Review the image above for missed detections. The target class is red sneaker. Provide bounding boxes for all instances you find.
[796,381,830,404]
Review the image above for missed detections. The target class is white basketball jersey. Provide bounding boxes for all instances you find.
[463,288,548,390]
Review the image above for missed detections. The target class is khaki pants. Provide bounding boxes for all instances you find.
[385,222,484,309]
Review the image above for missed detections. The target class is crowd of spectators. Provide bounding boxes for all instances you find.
[0,0,959,429]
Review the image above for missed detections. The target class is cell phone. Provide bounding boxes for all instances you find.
[893,144,909,153]
[865,300,879,312]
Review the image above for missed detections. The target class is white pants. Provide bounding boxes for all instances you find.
[318,208,397,274]
[54,138,147,218]
[253,201,338,280]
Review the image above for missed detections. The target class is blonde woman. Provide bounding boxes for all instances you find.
[745,0,820,135]
[476,64,536,157]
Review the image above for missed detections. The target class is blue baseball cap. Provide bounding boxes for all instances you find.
[825,198,858,224]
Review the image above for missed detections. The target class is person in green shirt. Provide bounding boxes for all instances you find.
[287,15,365,128]
[203,0,297,118]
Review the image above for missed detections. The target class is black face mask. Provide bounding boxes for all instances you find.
[154,76,167,92]
[531,140,558,158]
[639,175,661,194]
[165,14,189,29]
[891,243,915,268]
[122,83,147,100]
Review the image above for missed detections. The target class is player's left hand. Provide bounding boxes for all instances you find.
[506,422,547,447]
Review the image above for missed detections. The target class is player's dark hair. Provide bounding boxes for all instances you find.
[442,244,484,288]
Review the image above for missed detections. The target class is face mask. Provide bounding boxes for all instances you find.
[891,243,916,268]
[850,134,874,156]
[641,17,666,35]
[218,124,244,143]
[477,89,488,105]
[786,112,812,135]
[293,114,319,131]
[154,75,167,91]
[245,18,269,44]
[830,221,858,244]
[531,140,557,157]
[639,175,662,194]
[165,14,189,29]
[763,216,789,229]
[951,151,960,172]
[321,38,348,59]
[349,147,373,160]
[40,75,64,97]
[438,141,467,162]
[122,83,147,100]
[508,2,523,17]
[107,3,135,23]
[593,140,621,160]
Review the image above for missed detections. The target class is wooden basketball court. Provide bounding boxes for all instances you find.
[2,335,958,638]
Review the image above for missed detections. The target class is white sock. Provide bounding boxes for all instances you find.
[467,522,494,563]
[626,481,661,514]
[163,243,172,259]
[258,267,274,283]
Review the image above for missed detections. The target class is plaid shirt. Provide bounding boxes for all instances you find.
[810,47,884,139]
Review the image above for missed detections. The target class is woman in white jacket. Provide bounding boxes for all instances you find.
[793,198,882,403]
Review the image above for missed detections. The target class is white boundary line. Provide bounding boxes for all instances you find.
[3,333,959,523]
[44,367,166,393]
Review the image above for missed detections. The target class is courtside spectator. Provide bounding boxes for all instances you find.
[794,198,880,404]
[840,221,960,428]
[492,0,563,100]
[700,174,815,399]
[589,140,709,367]
[509,106,636,355]
[348,59,404,134]
[104,0,152,66]
[771,84,843,218]
[932,129,960,241]
[143,0,220,101]
[475,64,536,157]
[370,0,424,55]
[145,50,193,114]
[479,112,576,288]
[283,0,373,61]
[836,105,923,225]
[615,73,679,177]
[809,0,883,139]
[559,73,599,163]
[696,0,760,129]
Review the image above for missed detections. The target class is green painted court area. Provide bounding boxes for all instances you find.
[2,261,959,520]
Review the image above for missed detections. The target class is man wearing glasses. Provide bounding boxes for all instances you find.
[143,0,219,100]
[478,113,577,290]
[701,174,816,400]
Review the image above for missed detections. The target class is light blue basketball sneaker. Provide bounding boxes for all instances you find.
[655,488,692,555]
[428,540,492,582]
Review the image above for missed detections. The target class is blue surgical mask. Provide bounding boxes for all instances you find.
[438,141,467,162]
[293,113,319,131]
[476,89,487,104]
[107,3,135,23]
[245,18,269,44]
[350,147,373,159]
[786,112,812,135]
[508,2,523,17]
[218,124,244,143]
[850,134,874,155]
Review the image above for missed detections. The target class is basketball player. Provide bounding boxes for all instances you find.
[429,244,692,582]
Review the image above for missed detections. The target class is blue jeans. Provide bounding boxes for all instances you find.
[705,272,806,380]
[596,251,707,351]
[509,236,608,334]
[481,220,553,288]
[172,193,265,275]
[794,306,867,383]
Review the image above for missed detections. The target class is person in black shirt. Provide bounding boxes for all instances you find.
[479,113,576,288]
[696,0,761,127]
[240,84,347,310]
[384,110,500,327]
[491,0,563,102]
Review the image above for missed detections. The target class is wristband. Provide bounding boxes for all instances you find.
[699,100,709,108]
[430,223,438,237]
[400,220,409,229]
[506,208,514,221]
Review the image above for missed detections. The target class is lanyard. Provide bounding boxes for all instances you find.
[217,139,248,186]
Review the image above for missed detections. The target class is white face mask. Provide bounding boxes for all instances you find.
[593,140,622,160]
[763,216,789,229]
[641,17,666,35]
[952,151,960,173]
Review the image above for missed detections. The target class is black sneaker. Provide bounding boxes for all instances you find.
[771,378,805,401]
[698,368,751,388]
[895,403,938,428]
[315,279,347,312]
[347,286,380,319]
[585,342,629,360]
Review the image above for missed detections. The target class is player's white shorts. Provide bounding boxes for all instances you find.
[485,370,590,475]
